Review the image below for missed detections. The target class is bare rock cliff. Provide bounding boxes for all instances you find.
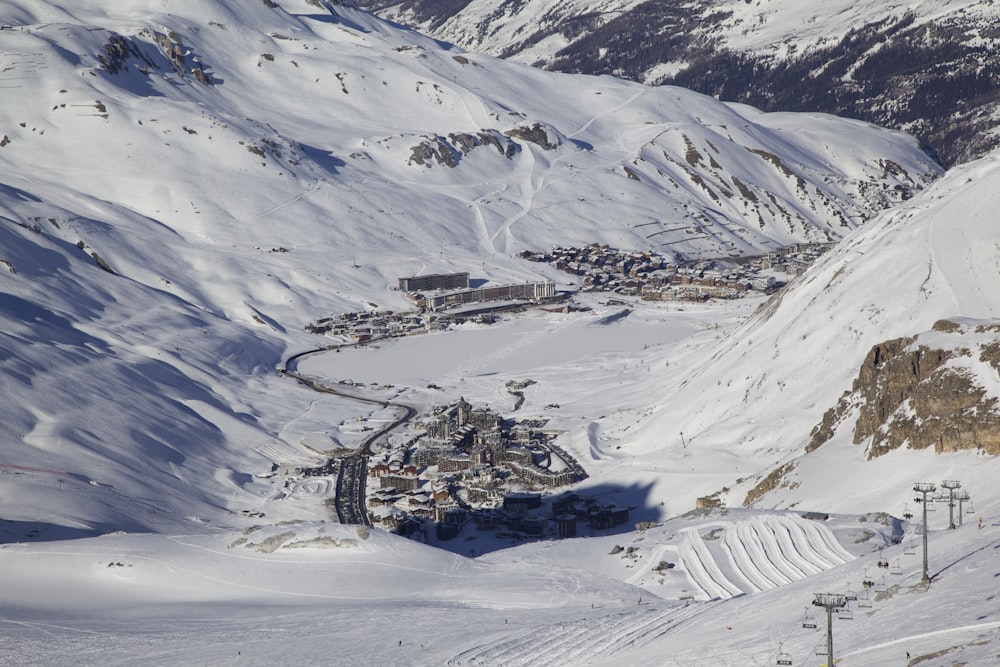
[810,320,1000,459]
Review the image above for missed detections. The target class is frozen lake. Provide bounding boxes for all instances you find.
[298,302,718,388]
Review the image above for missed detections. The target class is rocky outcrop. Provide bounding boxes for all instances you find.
[743,461,797,507]
[504,122,558,151]
[97,30,216,85]
[408,130,517,167]
[809,320,1000,458]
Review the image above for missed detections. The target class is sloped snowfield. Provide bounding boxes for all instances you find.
[0,0,942,541]
[1,1,999,665]
[2,510,998,666]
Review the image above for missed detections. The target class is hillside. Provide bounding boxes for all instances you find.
[623,151,1000,515]
[2,2,1000,664]
[3,512,999,665]
[0,0,941,535]
[362,0,1000,166]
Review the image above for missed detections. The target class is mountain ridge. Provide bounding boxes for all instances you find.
[361,0,1000,167]
[0,0,991,545]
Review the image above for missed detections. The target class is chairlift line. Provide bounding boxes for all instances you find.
[776,642,793,665]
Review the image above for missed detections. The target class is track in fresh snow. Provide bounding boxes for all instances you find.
[447,601,710,666]
[448,515,854,665]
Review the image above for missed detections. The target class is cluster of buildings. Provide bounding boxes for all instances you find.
[758,242,836,274]
[365,397,596,541]
[304,309,446,341]
[520,243,832,301]
[402,279,558,312]
[398,271,560,312]
[305,272,560,341]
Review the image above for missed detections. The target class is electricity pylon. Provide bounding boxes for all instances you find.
[913,482,936,584]
[940,480,962,529]
[812,593,848,665]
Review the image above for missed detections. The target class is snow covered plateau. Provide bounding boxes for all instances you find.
[0,1,999,665]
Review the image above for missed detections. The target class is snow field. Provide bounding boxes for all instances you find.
[1,0,1000,663]
[448,601,711,666]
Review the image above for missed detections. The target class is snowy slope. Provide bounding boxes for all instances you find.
[0,0,941,536]
[1,2,998,663]
[372,0,987,66]
[615,150,1000,515]
[364,0,1000,165]
[3,512,999,665]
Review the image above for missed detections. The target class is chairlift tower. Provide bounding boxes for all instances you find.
[913,482,936,584]
[812,593,848,665]
[953,490,971,527]
[940,480,962,529]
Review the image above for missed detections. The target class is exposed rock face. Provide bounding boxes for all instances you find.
[408,130,518,167]
[504,122,558,150]
[743,461,796,507]
[97,30,215,85]
[810,320,1000,459]
[407,136,457,167]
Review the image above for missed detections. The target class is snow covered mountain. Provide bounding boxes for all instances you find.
[2,1,1000,664]
[361,0,1000,166]
[0,0,940,534]
[613,151,1000,516]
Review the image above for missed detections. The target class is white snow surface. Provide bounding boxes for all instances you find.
[3,512,1000,665]
[0,1,998,664]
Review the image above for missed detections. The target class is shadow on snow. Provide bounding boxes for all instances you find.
[422,480,660,557]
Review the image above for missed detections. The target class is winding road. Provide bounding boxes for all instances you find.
[280,345,417,527]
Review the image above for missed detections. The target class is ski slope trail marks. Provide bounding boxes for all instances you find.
[678,515,855,600]
[447,600,709,666]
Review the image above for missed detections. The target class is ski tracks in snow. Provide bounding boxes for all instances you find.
[485,88,651,255]
[447,601,710,666]
[448,514,854,666]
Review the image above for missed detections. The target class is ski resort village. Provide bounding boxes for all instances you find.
[4,1,1000,665]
